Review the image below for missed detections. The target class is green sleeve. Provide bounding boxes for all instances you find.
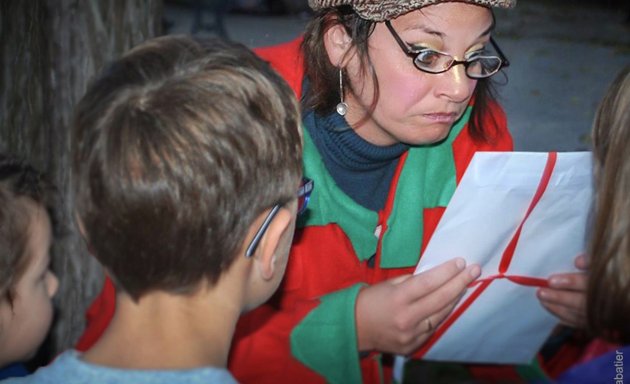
[290,283,366,384]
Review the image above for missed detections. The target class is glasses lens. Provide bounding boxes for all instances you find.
[297,178,313,215]
[297,195,307,215]
[414,50,452,73]
[466,56,503,79]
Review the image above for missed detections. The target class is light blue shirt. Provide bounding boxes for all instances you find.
[1,350,238,384]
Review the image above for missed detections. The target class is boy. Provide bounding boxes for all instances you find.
[5,35,306,383]
[0,154,59,379]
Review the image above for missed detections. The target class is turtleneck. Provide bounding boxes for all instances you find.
[303,110,408,211]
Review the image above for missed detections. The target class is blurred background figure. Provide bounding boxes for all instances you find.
[231,0,311,15]
[178,0,312,39]
[191,0,230,37]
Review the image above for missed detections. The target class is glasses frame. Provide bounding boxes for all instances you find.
[296,177,314,216]
[384,21,510,79]
[245,177,314,258]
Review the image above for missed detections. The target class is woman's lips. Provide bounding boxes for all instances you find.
[423,112,459,124]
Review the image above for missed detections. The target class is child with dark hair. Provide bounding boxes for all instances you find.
[3,35,306,383]
[0,155,59,380]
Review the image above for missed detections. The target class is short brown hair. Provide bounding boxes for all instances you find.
[0,154,55,307]
[73,36,302,301]
[587,65,630,344]
[301,6,503,143]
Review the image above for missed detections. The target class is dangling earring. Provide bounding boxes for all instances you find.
[336,67,348,116]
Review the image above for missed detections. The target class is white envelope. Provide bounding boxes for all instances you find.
[413,151,593,365]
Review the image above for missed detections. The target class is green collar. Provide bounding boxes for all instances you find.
[299,107,470,268]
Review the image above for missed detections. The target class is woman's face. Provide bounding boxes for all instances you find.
[343,2,494,146]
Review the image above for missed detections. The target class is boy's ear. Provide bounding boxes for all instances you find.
[252,207,293,281]
[323,23,354,68]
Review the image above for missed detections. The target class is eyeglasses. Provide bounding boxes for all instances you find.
[296,177,314,216]
[385,21,510,79]
[245,177,314,258]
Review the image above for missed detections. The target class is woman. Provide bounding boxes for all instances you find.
[230,0,589,382]
[78,0,588,382]
[557,66,630,383]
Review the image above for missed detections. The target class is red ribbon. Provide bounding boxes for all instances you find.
[415,152,558,359]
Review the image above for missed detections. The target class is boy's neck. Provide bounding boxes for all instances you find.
[82,286,242,370]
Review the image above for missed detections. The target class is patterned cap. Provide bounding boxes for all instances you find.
[308,0,516,21]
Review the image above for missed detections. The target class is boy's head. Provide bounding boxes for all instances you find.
[73,36,303,303]
[0,154,59,367]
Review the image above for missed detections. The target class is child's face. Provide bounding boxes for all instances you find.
[0,201,58,367]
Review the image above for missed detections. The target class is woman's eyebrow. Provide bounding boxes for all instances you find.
[403,24,444,38]
[402,20,496,39]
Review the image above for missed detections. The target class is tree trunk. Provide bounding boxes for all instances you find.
[0,0,162,356]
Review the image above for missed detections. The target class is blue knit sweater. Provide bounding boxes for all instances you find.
[303,110,408,211]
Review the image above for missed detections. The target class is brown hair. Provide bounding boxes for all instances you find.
[301,6,503,143]
[73,36,302,301]
[587,65,630,344]
[0,154,55,307]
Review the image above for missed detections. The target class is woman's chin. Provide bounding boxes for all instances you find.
[401,125,452,146]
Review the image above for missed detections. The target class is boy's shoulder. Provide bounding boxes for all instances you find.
[1,350,238,384]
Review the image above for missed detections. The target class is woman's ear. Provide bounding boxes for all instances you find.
[323,23,354,67]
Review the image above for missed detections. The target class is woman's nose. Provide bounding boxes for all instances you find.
[435,63,475,103]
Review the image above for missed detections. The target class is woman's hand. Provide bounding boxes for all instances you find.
[355,258,481,355]
[537,254,588,328]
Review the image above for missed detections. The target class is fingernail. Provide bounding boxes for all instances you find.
[468,265,481,279]
[456,258,466,270]
[550,277,568,287]
[538,289,549,299]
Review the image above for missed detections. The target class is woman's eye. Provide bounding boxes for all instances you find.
[466,49,487,60]
[416,49,442,65]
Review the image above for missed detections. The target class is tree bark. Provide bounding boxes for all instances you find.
[0,0,162,355]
